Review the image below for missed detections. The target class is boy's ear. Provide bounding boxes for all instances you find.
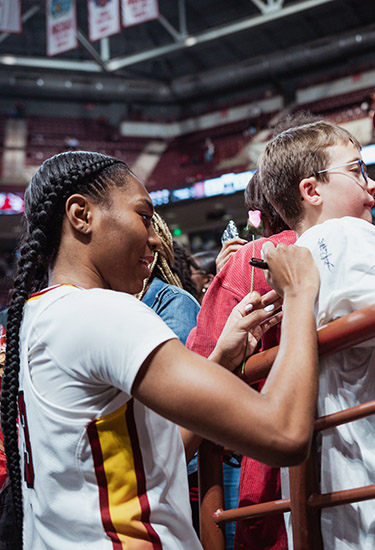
[65,194,93,234]
[299,176,323,206]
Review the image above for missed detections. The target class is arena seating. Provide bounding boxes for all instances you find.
[26,115,149,169]
[0,84,374,192]
[146,116,273,191]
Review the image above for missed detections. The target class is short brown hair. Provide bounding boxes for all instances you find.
[244,171,289,235]
[259,120,361,229]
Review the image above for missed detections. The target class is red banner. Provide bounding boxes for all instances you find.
[121,0,159,28]
[46,0,78,57]
[88,0,120,42]
[0,0,22,33]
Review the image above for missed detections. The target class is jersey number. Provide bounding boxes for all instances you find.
[18,392,34,488]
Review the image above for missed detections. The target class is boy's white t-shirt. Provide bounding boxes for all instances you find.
[19,285,203,550]
[283,217,375,550]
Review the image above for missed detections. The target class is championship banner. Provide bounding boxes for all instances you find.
[46,0,78,57]
[121,0,159,28]
[0,0,22,33]
[88,0,120,42]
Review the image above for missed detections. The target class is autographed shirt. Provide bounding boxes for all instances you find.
[296,217,375,550]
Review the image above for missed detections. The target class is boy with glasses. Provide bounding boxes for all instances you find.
[260,120,375,550]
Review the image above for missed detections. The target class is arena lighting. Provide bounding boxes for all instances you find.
[1,55,16,65]
[184,36,197,47]
[150,170,255,206]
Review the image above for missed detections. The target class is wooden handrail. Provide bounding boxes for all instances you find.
[314,400,375,431]
[236,304,375,383]
[200,305,375,550]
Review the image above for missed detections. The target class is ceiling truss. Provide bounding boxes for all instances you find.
[0,0,335,75]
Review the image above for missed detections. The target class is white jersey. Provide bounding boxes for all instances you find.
[19,285,202,550]
[295,217,375,550]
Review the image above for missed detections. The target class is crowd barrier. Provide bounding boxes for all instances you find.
[199,305,375,550]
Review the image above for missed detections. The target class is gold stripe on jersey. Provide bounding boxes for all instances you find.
[87,400,162,549]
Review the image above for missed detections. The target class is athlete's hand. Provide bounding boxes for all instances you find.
[262,242,320,298]
[210,289,282,371]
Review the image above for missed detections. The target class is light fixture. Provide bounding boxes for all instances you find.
[185,35,197,47]
[1,55,16,65]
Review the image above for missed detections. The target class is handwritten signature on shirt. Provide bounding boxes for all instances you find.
[318,238,334,271]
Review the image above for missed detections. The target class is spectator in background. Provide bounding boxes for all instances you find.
[190,250,217,304]
[191,245,243,550]
[172,241,200,301]
[140,213,200,346]
[139,213,202,533]
[63,136,80,150]
[187,170,294,550]
[203,137,215,163]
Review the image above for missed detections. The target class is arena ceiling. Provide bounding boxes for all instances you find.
[0,0,374,115]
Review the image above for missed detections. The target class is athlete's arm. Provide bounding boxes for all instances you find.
[132,244,319,467]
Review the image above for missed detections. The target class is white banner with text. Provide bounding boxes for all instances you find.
[46,0,78,57]
[121,0,159,28]
[88,0,120,42]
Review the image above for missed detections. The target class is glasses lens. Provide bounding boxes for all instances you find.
[359,160,368,184]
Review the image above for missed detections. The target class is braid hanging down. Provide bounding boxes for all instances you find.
[137,212,182,299]
[0,151,131,549]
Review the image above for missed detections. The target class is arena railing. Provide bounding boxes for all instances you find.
[199,304,375,550]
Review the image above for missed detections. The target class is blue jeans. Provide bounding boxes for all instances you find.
[223,463,241,550]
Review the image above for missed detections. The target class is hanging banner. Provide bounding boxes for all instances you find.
[46,0,78,57]
[0,0,22,33]
[88,0,120,42]
[121,0,159,28]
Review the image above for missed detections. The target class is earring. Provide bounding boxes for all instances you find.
[202,287,207,294]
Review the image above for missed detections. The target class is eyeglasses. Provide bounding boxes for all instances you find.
[314,159,369,186]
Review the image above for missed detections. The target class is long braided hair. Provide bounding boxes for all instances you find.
[1,151,131,549]
[137,213,182,299]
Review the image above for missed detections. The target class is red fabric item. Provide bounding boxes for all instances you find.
[187,230,296,550]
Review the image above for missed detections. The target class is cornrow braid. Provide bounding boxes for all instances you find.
[1,151,131,549]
